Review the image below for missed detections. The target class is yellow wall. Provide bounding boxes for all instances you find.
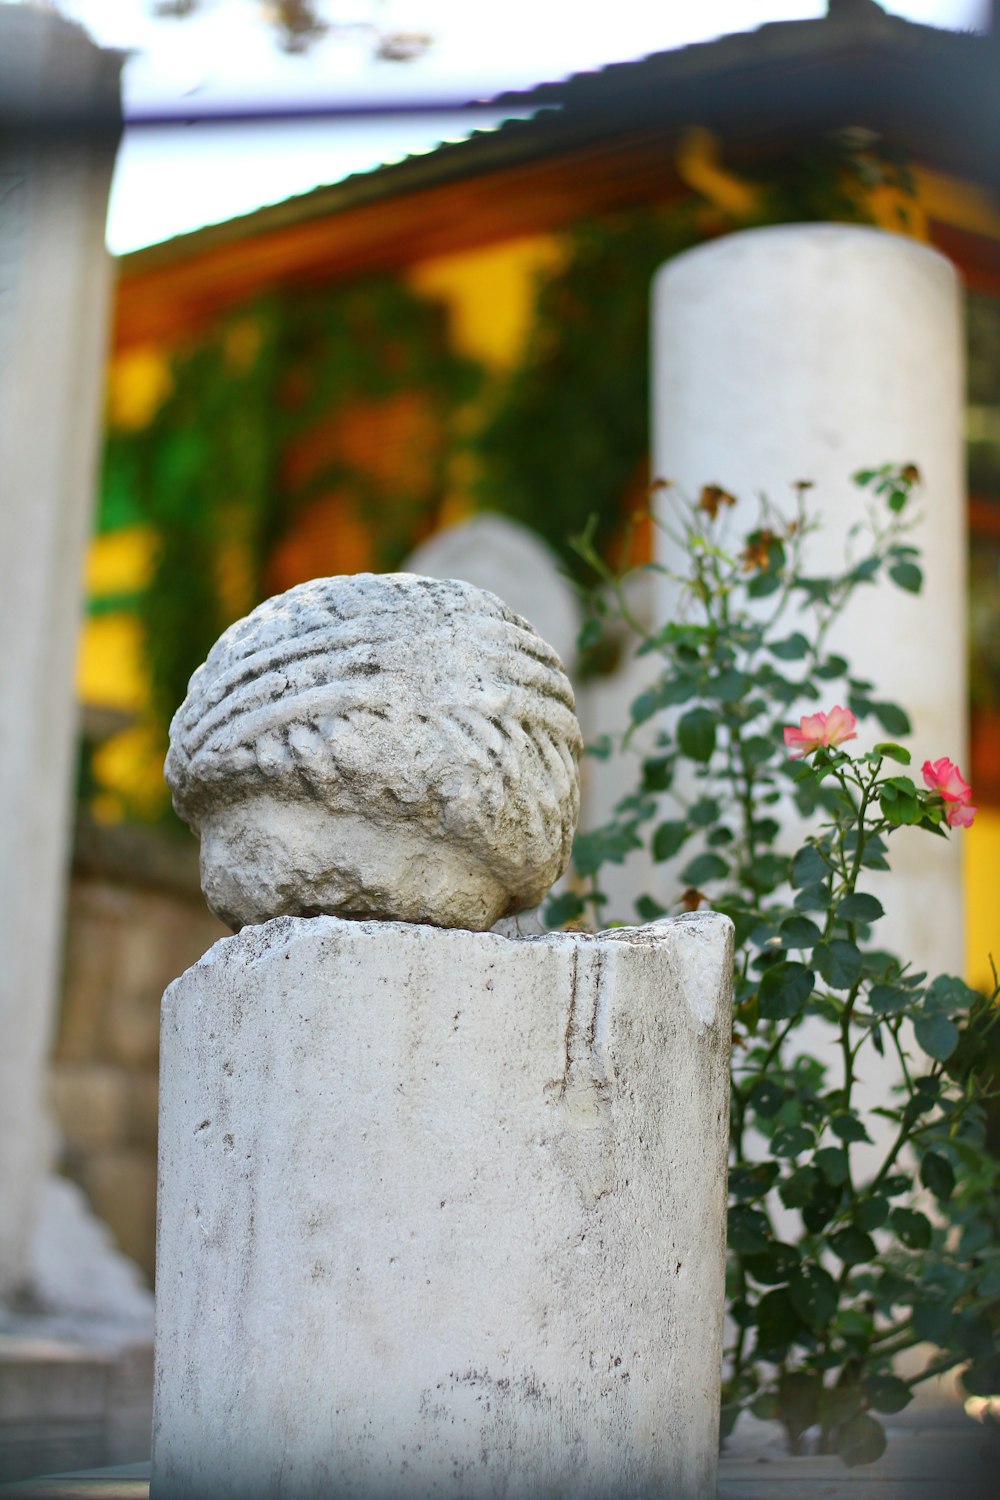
[406,234,564,370]
[964,810,1000,993]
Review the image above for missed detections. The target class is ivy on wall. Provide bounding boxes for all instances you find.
[472,137,916,577]
[100,279,481,738]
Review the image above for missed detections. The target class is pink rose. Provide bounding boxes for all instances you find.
[783,705,858,759]
[945,800,977,830]
[922,757,976,828]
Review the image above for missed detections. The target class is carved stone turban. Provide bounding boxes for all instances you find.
[165,573,582,931]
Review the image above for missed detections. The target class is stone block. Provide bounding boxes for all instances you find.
[81,1152,157,1284]
[152,911,732,1500]
[107,1341,155,1465]
[125,1073,160,1154]
[56,884,123,1064]
[50,1067,130,1153]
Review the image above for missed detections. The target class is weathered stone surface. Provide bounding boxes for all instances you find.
[166,574,582,932]
[152,910,733,1500]
[404,513,581,671]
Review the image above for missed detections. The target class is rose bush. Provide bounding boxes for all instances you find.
[551,464,1000,1465]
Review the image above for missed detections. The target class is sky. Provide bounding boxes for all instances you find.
[7,0,991,254]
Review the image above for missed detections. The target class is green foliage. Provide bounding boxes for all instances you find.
[100,278,480,750]
[550,466,1000,1463]
[473,206,704,571]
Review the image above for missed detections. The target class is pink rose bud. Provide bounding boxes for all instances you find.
[922,757,976,828]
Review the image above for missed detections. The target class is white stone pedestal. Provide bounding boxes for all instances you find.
[152,911,733,1500]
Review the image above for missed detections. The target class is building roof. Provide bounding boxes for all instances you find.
[114,5,1000,349]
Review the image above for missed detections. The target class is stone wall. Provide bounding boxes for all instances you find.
[50,820,227,1283]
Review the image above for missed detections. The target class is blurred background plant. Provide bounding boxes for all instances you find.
[547,465,1000,1464]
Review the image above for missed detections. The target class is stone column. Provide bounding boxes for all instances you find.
[151,574,734,1500]
[651,224,966,980]
[0,10,122,1299]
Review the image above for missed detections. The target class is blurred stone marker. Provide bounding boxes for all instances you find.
[0,4,123,1305]
[405,513,581,670]
[152,573,733,1500]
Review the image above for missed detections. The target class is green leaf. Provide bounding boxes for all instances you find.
[635,894,667,922]
[584,735,613,763]
[677,707,717,762]
[863,1375,912,1415]
[793,882,829,913]
[814,1146,850,1185]
[912,1302,955,1344]
[630,687,667,725]
[768,632,810,661]
[749,1078,787,1119]
[920,1151,955,1202]
[680,852,729,885]
[790,845,829,889]
[728,1206,770,1254]
[872,701,911,736]
[830,1114,872,1144]
[923,974,981,1015]
[543,891,585,927]
[744,1242,801,1285]
[838,1413,887,1468]
[689,796,721,827]
[747,569,782,599]
[750,853,789,892]
[742,734,775,767]
[757,961,815,1020]
[814,940,863,990]
[889,560,922,594]
[770,1124,814,1158]
[856,1195,890,1231]
[577,618,605,653]
[869,984,910,1016]
[814,652,848,680]
[788,1264,837,1328]
[573,824,641,877]
[837,893,884,923]
[891,1207,933,1250]
[707,825,735,847]
[914,1011,960,1061]
[710,668,749,702]
[779,1166,821,1209]
[640,755,673,792]
[729,1162,780,1202]
[873,741,911,765]
[961,1357,1000,1397]
[754,1288,803,1357]
[830,1226,877,1266]
[652,820,688,862]
[881,785,922,824]
[776,1370,822,1440]
[780,914,822,949]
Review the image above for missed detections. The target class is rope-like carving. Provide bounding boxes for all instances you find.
[166,574,583,931]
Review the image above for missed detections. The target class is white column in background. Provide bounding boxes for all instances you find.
[651,224,966,982]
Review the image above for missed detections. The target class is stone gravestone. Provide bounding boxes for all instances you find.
[0,3,123,1308]
[151,574,733,1500]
